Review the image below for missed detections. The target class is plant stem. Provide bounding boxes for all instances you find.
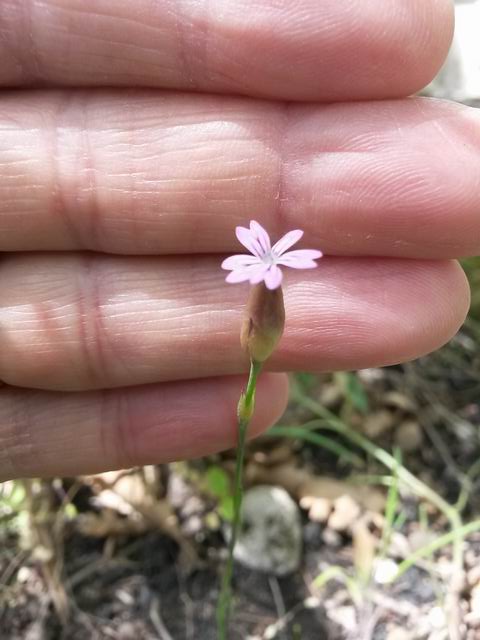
[216,360,262,639]
[394,518,480,580]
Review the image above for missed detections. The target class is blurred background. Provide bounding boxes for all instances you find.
[1,2,480,639]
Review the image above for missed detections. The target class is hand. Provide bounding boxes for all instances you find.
[0,0,473,480]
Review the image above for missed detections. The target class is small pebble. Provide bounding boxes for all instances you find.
[363,410,395,438]
[328,495,360,532]
[394,420,423,453]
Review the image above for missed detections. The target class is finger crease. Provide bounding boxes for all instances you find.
[103,390,137,471]
[50,94,87,248]
[76,256,110,387]
[80,94,103,251]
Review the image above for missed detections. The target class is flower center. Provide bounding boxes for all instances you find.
[261,250,276,266]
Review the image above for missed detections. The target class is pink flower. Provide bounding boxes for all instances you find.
[222,220,322,290]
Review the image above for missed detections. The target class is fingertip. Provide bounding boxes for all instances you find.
[439,260,471,338]
[398,0,455,96]
[271,258,471,372]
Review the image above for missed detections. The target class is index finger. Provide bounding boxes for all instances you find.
[1,0,453,101]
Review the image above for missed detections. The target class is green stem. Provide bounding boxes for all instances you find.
[393,518,480,580]
[216,360,262,639]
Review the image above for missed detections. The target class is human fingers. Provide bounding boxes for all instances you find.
[1,93,479,259]
[0,373,288,480]
[0,0,453,100]
[0,254,469,391]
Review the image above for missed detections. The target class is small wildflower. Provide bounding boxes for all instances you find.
[222,220,322,290]
[217,221,321,636]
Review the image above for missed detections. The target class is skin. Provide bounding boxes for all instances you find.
[0,0,476,481]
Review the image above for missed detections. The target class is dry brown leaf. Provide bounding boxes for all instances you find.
[83,469,198,567]
[85,470,180,540]
[249,463,385,524]
[252,443,295,466]
[352,519,376,581]
[382,391,417,412]
[78,509,147,538]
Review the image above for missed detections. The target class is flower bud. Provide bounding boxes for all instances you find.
[240,283,285,363]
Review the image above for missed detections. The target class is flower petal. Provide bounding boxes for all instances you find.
[221,254,262,270]
[276,249,323,269]
[272,229,303,256]
[249,220,271,254]
[277,259,318,269]
[236,226,263,257]
[225,269,252,284]
[264,264,283,290]
[225,262,270,285]
[249,263,271,284]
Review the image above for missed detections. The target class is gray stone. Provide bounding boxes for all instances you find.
[233,485,302,576]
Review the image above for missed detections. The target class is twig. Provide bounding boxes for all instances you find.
[176,567,195,640]
[268,577,287,640]
[420,410,466,487]
[0,550,28,588]
[149,596,175,640]
[370,591,417,617]
[355,604,381,640]
[67,557,134,590]
[23,479,70,624]
[262,597,320,640]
